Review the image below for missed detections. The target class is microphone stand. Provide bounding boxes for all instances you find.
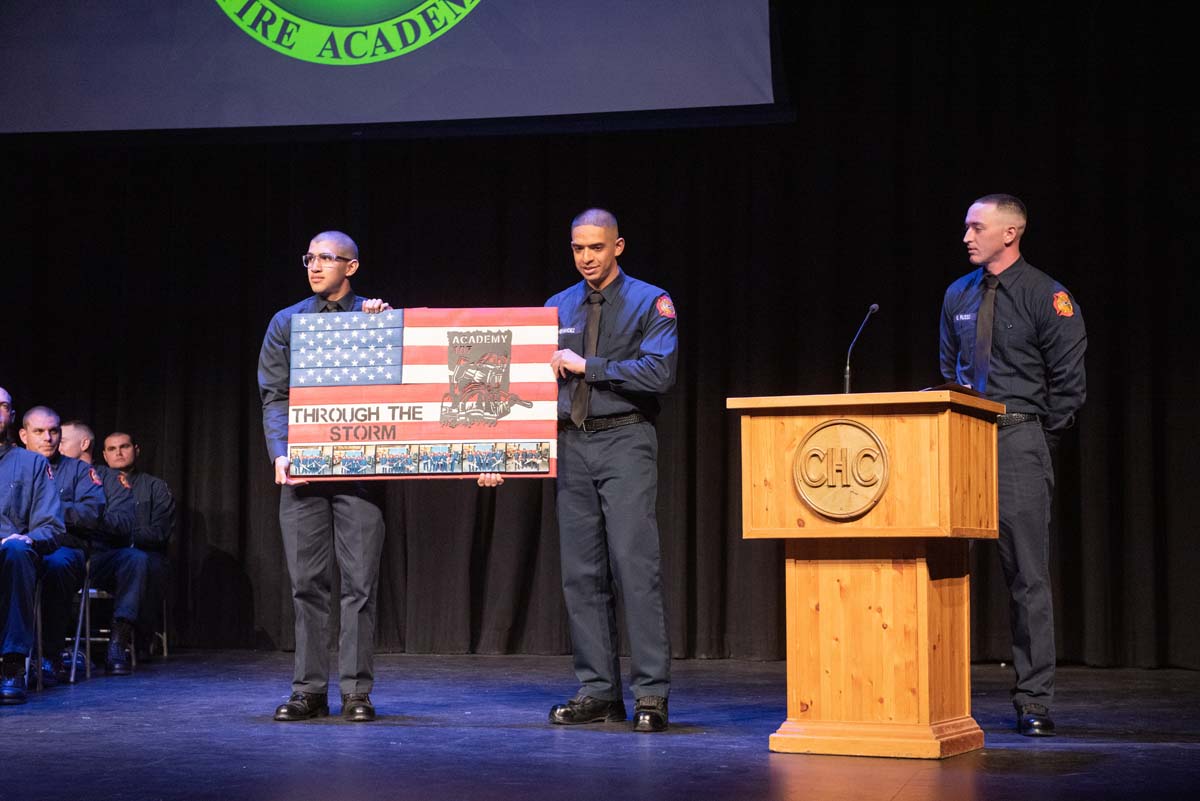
[843,303,879,393]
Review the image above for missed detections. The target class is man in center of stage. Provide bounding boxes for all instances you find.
[258,230,392,723]
[485,208,679,732]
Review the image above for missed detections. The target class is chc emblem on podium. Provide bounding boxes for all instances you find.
[792,419,889,520]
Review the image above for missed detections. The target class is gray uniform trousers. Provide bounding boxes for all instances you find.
[280,482,384,697]
[556,422,671,701]
[997,421,1056,709]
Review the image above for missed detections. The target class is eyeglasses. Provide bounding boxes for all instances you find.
[302,252,355,269]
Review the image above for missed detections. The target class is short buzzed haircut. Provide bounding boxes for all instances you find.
[570,208,619,235]
[310,230,359,260]
[22,405,60,428]
[973,194,1028,225]
[62,419,95,442]
[105,430,138,448]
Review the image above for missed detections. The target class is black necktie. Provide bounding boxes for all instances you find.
[974,273,999,392]
[570,291,604,426]
[321,302,339,313]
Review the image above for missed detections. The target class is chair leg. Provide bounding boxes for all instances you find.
[84,582,92,680]
[71,574,91,684]
[160,599,169,659]
[33,579,44,692]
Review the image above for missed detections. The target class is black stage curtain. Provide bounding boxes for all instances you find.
[3,6,1195,667]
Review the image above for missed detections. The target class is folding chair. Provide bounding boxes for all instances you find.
[69,559,117,682]
[24,577,44,692]
[69,559,168,681]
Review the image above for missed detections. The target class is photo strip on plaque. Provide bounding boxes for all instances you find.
[506,442,551,473]
[376,444,418,475]
[333,444,376,475]
[289,445,332,476]
[419,443,462,474]
[461,442,506,473]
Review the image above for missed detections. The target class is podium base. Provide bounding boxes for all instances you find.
[768,715,985,759]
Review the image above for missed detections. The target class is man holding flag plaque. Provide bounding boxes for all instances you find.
[258,231,392,723]
[260,229,560,723]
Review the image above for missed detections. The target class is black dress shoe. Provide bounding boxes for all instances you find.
[274,691,330,721]
[1,673,28,705]
[60,649,89,682]
[342,693,376,722]
[549,693,627,725]
[106,639,132,676]
[633,695,669,732]
[27,658,59,689]
[1017,703,1056,736]
[51,656,71,684]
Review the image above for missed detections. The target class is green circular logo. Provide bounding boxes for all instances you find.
[217,0,480,65]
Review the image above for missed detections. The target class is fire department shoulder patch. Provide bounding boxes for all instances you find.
[89,468,103,486]
[656,294,676,319]
[119,473,133,490]
[1052,291,1074,317]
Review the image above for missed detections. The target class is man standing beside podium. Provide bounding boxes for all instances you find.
[939,194,1087,737]
[481,209,677,732]
[546,208,677,732]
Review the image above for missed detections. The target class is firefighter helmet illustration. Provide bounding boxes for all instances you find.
[440,331,533,428]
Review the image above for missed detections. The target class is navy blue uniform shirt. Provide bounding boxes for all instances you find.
[47,452,106,550]
[259,293,365,462]
[940,258,1087,433]
[0,442,65,552]
[546,270,678,420]
[120,469,175,552]
[88,462,137,548]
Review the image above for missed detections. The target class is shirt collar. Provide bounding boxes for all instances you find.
[580,269,625,306]
[312,293,355,312]
[982,257,1028,289]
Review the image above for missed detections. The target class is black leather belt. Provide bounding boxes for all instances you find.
[997,412,1040,428]
[559,412,648,433]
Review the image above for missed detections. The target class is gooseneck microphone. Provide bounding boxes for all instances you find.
[843,303,880,393]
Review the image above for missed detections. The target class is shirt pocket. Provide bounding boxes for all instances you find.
[3,479,25,522]
[953,316,977,348]
[999,318,1035,350]
[559,331,584,354]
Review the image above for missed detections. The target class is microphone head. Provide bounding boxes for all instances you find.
[868,303,880,313]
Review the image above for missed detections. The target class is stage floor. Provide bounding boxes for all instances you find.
[3,652,1198,801]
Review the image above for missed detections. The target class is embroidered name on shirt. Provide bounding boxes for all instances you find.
[559,327,577,334]
[954,313,977,322]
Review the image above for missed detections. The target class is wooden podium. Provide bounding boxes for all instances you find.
[726,391,1003,759]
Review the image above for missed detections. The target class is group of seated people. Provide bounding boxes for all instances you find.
[0,386,175,706]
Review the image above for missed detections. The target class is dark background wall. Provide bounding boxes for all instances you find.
[2,5,1195,667]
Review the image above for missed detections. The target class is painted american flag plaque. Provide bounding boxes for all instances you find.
[286,307,558,479]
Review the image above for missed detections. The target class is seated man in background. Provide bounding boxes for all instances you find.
[58,420,137,674]
[95,431,175,675]
[18,407,105,685]
[0,387,64,704]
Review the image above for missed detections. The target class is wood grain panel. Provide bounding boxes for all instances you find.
[732,394,994,758]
